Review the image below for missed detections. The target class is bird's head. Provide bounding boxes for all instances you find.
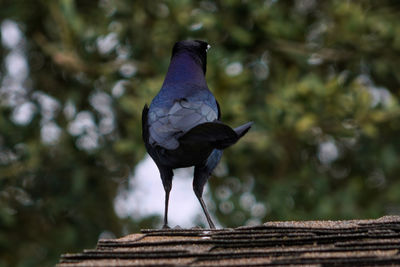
[172,40,210,74]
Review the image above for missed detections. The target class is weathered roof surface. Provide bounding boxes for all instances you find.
[58,216,400,266]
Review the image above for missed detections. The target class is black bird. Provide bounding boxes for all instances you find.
[142,40,253,229]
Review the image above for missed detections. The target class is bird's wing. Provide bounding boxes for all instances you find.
[148,98,218,150]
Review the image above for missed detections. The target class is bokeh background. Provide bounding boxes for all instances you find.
[1,0,400,266]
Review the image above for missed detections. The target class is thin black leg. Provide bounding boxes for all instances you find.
[196,195,216,229]
[193,165,216,229]
[157,165,173,229]
[163,189,171,229]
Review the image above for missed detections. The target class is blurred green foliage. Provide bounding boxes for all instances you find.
[1,0,400,266]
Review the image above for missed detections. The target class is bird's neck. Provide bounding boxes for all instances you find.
[162,53,206,87]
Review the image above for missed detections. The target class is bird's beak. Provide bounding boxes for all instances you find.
[206,44,211,52]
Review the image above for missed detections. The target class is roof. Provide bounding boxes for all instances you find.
[58,216,400,266]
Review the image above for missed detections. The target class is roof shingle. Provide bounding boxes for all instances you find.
[58,216,400,266]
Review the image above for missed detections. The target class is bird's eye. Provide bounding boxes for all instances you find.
[206,44,211,52]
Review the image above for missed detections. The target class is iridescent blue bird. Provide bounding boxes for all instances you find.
[142,40,253,229]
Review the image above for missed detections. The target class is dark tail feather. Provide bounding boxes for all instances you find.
[234,121,253,138]
[179,121,253,150]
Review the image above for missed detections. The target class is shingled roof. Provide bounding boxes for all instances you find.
[58,216,400,266]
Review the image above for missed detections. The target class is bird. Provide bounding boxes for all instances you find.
[142,40,253,229]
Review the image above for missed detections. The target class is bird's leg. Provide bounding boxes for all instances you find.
[193,165,216,229]
[196,194,216,229]
[163,188,171,229]
[158,166,173,229]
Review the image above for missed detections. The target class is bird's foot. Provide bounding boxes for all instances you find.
[209,222,216,230]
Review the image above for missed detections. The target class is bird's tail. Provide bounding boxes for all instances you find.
[179,121,253,150]
[234,121,253,138]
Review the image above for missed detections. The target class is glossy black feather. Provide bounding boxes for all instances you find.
[142,40,253,229]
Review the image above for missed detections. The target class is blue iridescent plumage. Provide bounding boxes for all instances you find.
[142,40,253,229]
